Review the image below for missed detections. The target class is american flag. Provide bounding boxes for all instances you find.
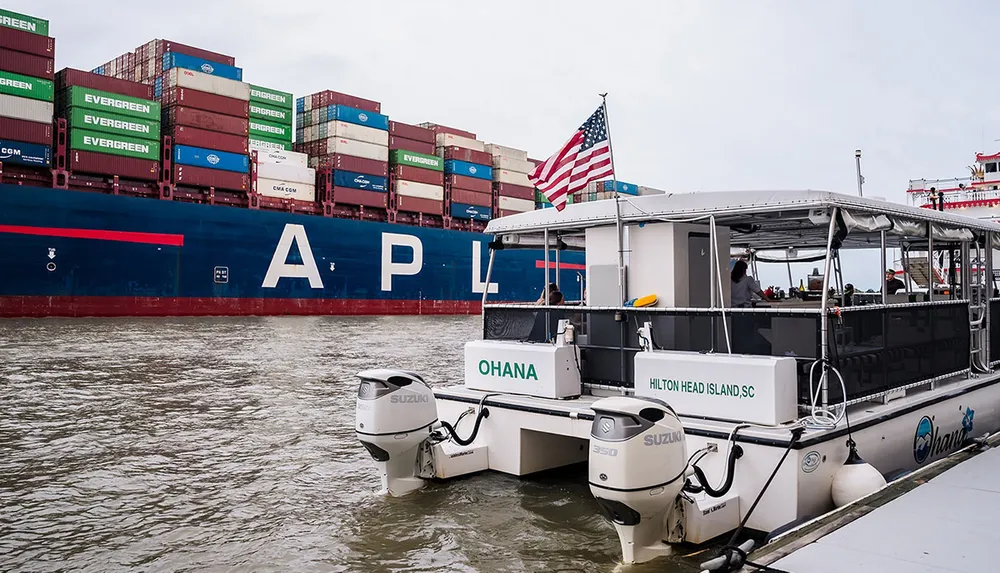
[529,105,614,211]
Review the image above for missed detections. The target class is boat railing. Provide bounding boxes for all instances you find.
[483,300,974,407]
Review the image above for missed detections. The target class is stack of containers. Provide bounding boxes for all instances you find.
[55,69,159,179]
[255,146,316,204]
[573,179,639,204]
[486,144,535,217]
[434,127,493,222]
[390,149,444,216]
[248,85,293,153]
[93,39,237,85]
[295,90,389,209]
[388,121,435,155]
[0,9,54,169]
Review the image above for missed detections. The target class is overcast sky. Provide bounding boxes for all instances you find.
[16,0,993,289]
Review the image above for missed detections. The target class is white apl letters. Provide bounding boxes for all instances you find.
[381,233,423,291]
[262,224,324,288]
[471,241,499,294]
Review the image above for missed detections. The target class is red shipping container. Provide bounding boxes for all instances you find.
[0,47,53,80]
[56,68,153,100]
[446,173,491,194]
[333,187,387,208]
[0,117,51,145]
[392,165,444,186]
[388,121,434,144]
[137,39,236,67]
[388,136,434,155]
[0,27,54,58]
[160,87,249,119]
[309,90,380,114]
[316,154,388,177]
[397,195,443,215]
[498,209,527,218]
[165,106,248,136]
[70,150,158,181]
[168,125,248,154]
[495,182,535,201]
[175,164,250,191]
[442,146,492,166]
[451,189,492,208]
[420,123,476,140]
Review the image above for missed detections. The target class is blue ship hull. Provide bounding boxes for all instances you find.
[0,184,585,317]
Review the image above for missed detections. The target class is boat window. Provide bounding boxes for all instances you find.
[987,162,998,173]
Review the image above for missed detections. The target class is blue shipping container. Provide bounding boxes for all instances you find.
[444,159,492,181]
[319,105,389,131]
[451,202,492,221]
[295,97,305,113]
[332,170,388,192]
[154,76,162,98]
[162,52,243,81]
[601,180,638,195]
[93,66,105,75]
[0,139,51,167]
[174,145,249,173]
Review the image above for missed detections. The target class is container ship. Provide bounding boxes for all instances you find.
[0,8,673,318]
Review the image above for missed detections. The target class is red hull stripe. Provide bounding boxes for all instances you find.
[0,296,481,317]
[535,260,586,271]
[0,224,185,247]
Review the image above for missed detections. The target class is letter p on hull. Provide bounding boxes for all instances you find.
[381,233,423,292]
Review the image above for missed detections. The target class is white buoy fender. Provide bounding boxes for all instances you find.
[831,442,887,508]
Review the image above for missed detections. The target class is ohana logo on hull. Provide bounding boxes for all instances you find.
[913,406,975,464]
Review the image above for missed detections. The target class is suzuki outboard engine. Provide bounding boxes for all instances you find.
[355,369,438,496]
[589,396,688,565]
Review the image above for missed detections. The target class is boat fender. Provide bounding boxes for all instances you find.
[831,440,887,508]
[624,294,658,308]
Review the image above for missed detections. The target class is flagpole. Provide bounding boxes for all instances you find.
[600,93,626,305]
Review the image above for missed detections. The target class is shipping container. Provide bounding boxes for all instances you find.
[160,87,249,118]
[0,9,48,36]
[332,169,388,192]
[303,103,389,131]
[249,102,290,124]
[498,195,534,212]
[0,70,53,102]
[450,188,492,208]
[444,159,492,181]
[255,148,308,167]
[493,169,532,187]
[0,93,51,123]
[316,137,388,162]
[158,68,250,101]
[0,25,53,58]
[69,149,157,180]
[257,177,316,202]
[397,195,443,215]
[0,115,50,144]
[68,129,160,161]
[298,90,380,114]
[249,137,289,152]
[395,180,444,201]
[311,154,387,177]
[140,39,236,67]
[498,209,525,218]
[55,68,152,100]
[446,173,491,194]
[332,186,387,208]
[435,132,484,152]
[389,135,434,155]
[173,163,249,191]
[495,182,534,201]
[0,46,53,79]
[492,155,535,174]
[61,86,160,121]
[450,202,492,221]
[162,52,243,81]
[173,144,248,173]
[441,145,491,166]
[0,137,50,166]
[165,105,248,136]
[390,149,443,171]
[484,143,529,162]
[169,125,248,155]
[68,107,159,141]
[389,121,434,144]
[249,118,292,142]
[258,162,316,185]
[391,164,444,186]
[250,85,293,110]
[594,179,638,195]
[417,122,476,140]
[302,120,388,146]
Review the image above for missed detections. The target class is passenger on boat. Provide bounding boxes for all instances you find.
[536,283,560,305]
[731,260,770,307]
[885,270,905,294]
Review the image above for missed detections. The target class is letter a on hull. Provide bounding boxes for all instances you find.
[262,224,324,288]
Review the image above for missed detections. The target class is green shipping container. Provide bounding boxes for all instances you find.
[69,129,160,161]
[0,70,53,102]
[249,85,293,110]
[0,9,48,36]
[389,149,443,172]
[63,87,160,122]
[249,118,292,142]
[249,102,291,125]
[68,107,160,141]
[249,137,290,152]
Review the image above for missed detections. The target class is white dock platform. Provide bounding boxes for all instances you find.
[767,445,1000,572]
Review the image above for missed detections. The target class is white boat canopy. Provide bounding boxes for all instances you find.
[485,190,1000,251]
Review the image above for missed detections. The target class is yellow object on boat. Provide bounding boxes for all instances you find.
[625,294,657,308]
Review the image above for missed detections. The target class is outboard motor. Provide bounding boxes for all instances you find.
[589,396,688,565]
[355,369,438,496]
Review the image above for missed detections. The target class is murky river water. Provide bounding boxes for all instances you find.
[0,316,706,572]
